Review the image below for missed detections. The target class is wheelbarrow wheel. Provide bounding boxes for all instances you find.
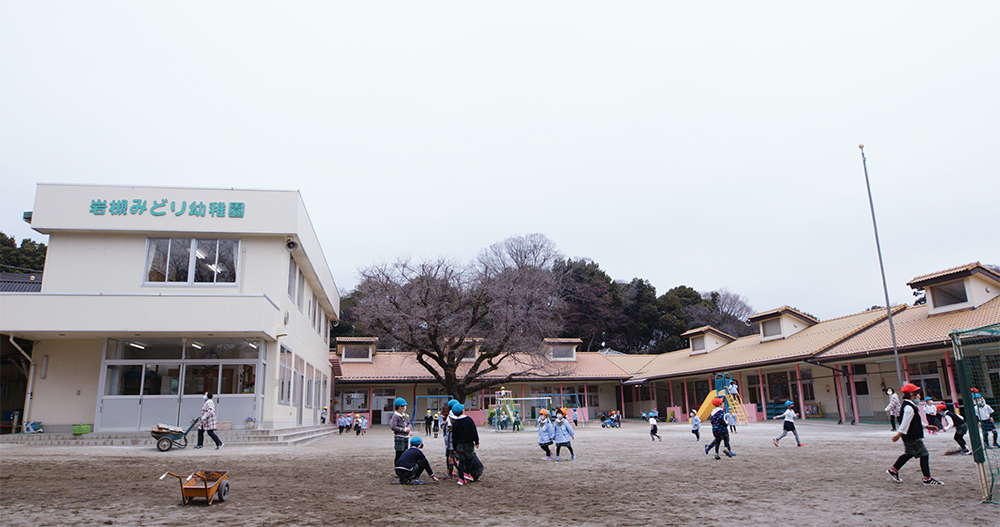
[156,437,173,452]
[216,480,230,502]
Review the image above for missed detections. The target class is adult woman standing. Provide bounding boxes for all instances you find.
[884,388,901,432]
[196,391,224,450]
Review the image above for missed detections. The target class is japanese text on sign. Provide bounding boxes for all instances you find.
[89,199,245,218]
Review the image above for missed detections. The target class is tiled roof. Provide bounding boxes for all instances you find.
[814,296,1000,360]
[747,305,819,325]
[543,338,584,344]
[638,307,900,380]
[335,351,631,383]
[604,354,658,376]
[680,326,735,341]
[0,273,43,293]
[906,261,1000,288]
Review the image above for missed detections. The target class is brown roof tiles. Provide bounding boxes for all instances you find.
[639,307,900,380]
[815,296,1000,360]
[906,261,1000,288]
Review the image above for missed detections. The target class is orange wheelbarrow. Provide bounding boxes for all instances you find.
[159,470,230,505]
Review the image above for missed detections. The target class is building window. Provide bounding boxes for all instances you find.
[287,255,297,299]
[311,294,319,330]
[334,388,369,412]
[762,319,782,338]
[145,238,238,285]
[691,336,705,351]
[931,280,968,308]
[306,364,314,408]
[297,270,305,311]
[293,356,304,406]
[550,345,575,361]
[587,385,600,408]
[279,347,292,405]
[343,345,372,362]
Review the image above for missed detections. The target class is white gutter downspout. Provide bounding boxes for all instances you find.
[9,334,36,433]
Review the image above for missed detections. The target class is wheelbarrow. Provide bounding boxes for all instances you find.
[151,417,201,452]
[159,470,230,505]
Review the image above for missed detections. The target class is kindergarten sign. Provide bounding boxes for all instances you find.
[88,198,245,218]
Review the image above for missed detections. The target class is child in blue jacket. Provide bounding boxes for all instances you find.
[537,409,555,460]
[553,410,576,461]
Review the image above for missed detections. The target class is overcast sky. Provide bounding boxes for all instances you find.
[2,2,997,321]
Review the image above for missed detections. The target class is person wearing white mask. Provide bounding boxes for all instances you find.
[196,391,223,450]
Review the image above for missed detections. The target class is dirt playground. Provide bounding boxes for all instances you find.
[1,419,996,526]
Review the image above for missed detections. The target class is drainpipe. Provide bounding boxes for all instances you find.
[10,334,36,433]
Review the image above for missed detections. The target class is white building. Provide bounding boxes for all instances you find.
[0,184,340,433]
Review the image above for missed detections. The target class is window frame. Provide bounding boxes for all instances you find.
[144,237,240,286]
[278,346,293,405]
[762,319,782,338]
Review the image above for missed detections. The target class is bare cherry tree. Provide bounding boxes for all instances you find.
[352,234,564,400]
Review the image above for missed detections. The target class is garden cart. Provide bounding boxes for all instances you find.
[158,470,230,505]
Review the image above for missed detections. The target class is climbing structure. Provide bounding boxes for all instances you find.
[715,373,750,426]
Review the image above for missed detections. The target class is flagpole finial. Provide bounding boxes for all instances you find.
[858,144,864,149]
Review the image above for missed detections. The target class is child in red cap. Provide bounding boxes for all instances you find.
[886,383,942,485]
[704,397,734,460]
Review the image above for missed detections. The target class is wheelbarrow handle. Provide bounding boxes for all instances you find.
[158,471,196,482]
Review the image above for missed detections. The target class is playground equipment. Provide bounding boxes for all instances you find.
[694,373,749,426]
[487,387,553,432]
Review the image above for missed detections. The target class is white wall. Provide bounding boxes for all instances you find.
[24,339,104,429]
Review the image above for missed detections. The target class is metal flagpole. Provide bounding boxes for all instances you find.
[859,144,904,389]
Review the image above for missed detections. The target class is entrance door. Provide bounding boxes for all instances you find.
[372,395,395,425]
[99,364,143,430]
[854,377,873,417]
[138,363,182,430]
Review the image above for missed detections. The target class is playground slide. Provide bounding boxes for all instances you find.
[503,400,518,423]
[695,390,723,424]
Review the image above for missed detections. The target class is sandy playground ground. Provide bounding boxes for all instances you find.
[1,419,996,526]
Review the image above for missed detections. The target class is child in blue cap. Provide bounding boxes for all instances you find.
[443,399,460,479]
[394,437,439,485]
[390,397,412,465]
[773,400,803,447]
[450,403,480,485]
[922,396,940,435]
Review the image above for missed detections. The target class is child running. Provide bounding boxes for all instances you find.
[649,414,661,441]
[704,397,734,459]
[940,403,969,455]
[552,409,576,461]
[886,383,943,485]
[773,400,803,447]
[690,410,701,441]
[537,408,555,460]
